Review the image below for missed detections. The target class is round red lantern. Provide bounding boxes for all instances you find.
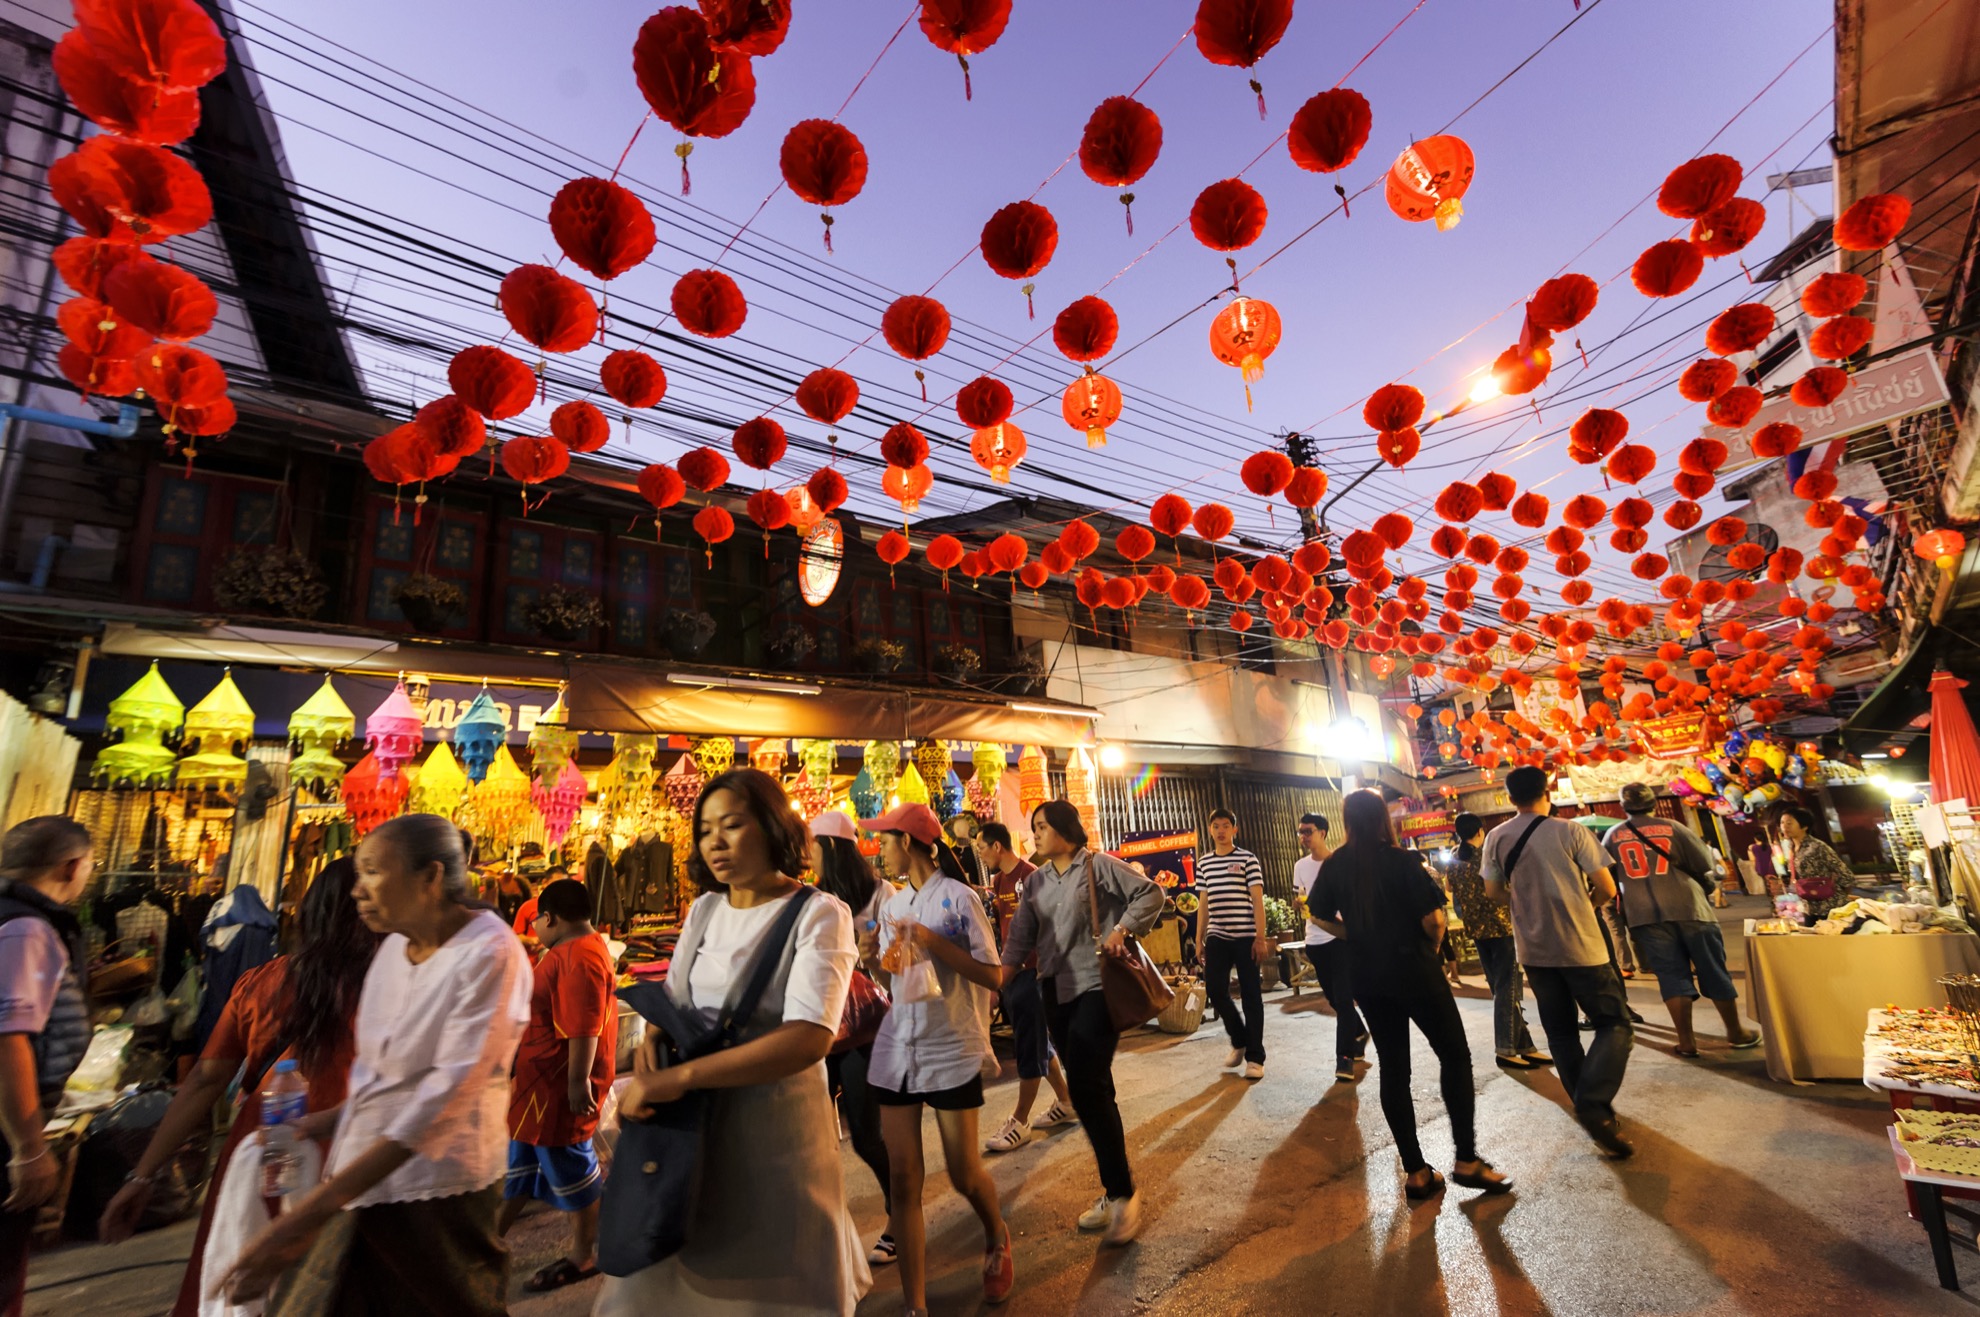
[795,367,859,426]
[980,200,1059,305]
[917,0,1013,99]
[1209,296,1281,410]
[56,296,149,362]
[1570,408,1627,458]
[926,534,965,589]
[132,342,225,433]
[779,119,868,252]
[632,8,757,143]
[1377,428,1420,469]
[785,486,824,533]
[102,256,213,341]
[1705,303,1776,357]
[970,422,1026,483]
[731,417,787,470]
[1915,528,1966,570]
[1631,240,1703,298]
[879,423,929,470]
[636,463,686,514]
[1835,193,1911,251]
[1606,443,1656,485]
[1705,386,1763,429]
[1079,95,1161,232]
[1677,358,1738,402]
[1809,315,1873,360]
[806,466,848,515]
[1063,371,1123,448]
[746,487,791,540]
[448,345,535,420]
[882,295,951,397]
[500,435,570,488]
[1691,197,1765,258]
[1194,0,1293,115]
[548,177,655,281]
[1115,525,1155,563]
[1053,296,1118,362]
[1658,154,1742,220]
[1241,450,1293,498]
[678,445,731,492]
[1434,482,1482,524]
[49,136,211,243]
[1192,503,1235,545]
[1511,491,1549,528]
[500,264,598,353]
[672,269,747,338]
[53,27,205,145]
[1791,366,1850,409]
[986,533,1028,576]
[600,350,667,410]
[1678,437,1728,476]
[1386,136,1474,230]
[1801,272,1869,319]
[551,400,611,454]
[956,376,1014,430]
[1528,273,1599,332]
[699,0,790,54]
[1363,383,1425,433]
[52,237,146,300]
[882,462,933,513]
[692,505,735,564]
[1287,87,1371,174]
[1751,422,1802,459]
[1191,178,1268,259]
[1494,343,1551,396]
[1151,494,1192,543]
[1664,501,1703,531]
[1059,519,1101,561]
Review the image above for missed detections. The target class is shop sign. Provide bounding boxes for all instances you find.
[1637,712,1710,760]
[1706,346,1950,471]
[1113,828,1197,888]
[1398,810,1449,839]
[800,517,844,606]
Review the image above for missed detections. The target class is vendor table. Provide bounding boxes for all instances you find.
[1891,1128,1970,1290]
[1744,925,1980,1082]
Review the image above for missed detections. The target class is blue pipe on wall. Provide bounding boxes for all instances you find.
[0,401,142,438]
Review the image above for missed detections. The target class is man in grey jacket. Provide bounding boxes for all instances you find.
[1601,784,1761,1057]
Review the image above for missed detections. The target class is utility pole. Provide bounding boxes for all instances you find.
[1282,430,1351,708]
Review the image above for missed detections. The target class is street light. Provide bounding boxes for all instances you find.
[1098,743,1126,771]
[1318,716,1384,762]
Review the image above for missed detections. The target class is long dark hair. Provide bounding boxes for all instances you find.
[688,768,811,892]
[889,832,971,885]
[1339,790,1398,851]
[280,857,382,1073]
[813,834,879,914]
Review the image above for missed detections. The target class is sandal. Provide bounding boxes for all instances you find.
[1451,1161,1513,1194]
[526,1258,599,1292]
[1730,1032,1762,1050]
[1671,1045,1700,1059]
[1404,1169,1446,1200]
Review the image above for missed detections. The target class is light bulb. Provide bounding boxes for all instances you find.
[1098,744,1125,771]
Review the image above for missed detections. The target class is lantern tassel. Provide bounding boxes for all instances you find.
[1576,337,1589,369]
[821,213,834,254]
[1226,256,1239,293]
[1022,283,1035,319]
[958,54,972,101]
[1249,77,1266,121]
[1121,192,1135,235]
[915,368,927,402]
[1335,183,1350,218]
[675,141,693,196]
[1243,381,1254,413]
[393,488,403,525]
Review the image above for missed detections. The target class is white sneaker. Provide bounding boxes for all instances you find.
[1032,1100,1078,1129]
[1077,1194,1111,1231]
[983,1116,1031,1154]
[1243,1061,1265,1081]
[1102,1192,1142,1246]
[1223,1046,1244,1068]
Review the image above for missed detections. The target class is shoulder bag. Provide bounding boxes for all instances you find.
[598,886,815,1277]
[1086,859,1174,1033]
[830,969,889,1056]
[1498,815,1546,885]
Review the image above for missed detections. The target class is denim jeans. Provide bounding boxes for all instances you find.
[1473,936,1536,1057]
[1525,961,1634,1124]
[1356,987,1477,1174]
[1203,934,1266,1064]
[1305,941,1368,1062]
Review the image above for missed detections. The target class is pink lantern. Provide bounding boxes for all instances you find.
[343,749,410,836]
[365,681,424,778]
[662,752,704,817]
[532,759,587,849]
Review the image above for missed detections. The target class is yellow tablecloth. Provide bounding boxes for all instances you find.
[1745,928,1980,1082]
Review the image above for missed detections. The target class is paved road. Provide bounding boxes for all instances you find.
[28,906,1972,1315]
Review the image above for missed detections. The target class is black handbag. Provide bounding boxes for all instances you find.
[597,886,815,1277]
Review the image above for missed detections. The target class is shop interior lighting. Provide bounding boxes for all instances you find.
[666,674,820,696]
[1008,701,1101,719]
[1098,743,1126,771]
[1862,752,1889,759]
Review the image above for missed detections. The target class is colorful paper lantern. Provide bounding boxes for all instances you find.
[690,735,735,778]
[662,752,706,817]
[410,740,469,817]
[863,739,900,795]
[533,759,588,849]
[365,681,424,779]
[1018,744,1049,822]
[912,739,951,795]
[469,744,534,852]
[181,669,253,755]
[751,736,789,776]
[92,661,184,789]
[849,766,883,820]
[289,748,347,794]
[894,761,930,806]
[343,749,410,837]
[1065,745,1100,847]
[289,675,354,752]
[941,769,965,818]
[528,687,579,779]
[453,690,506,783]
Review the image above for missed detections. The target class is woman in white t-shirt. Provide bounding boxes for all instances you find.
[597,769,868,1316]
[857,804,1011,1316]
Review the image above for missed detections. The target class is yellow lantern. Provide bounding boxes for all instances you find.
[177,670,255,791]
[528,687,579,779]
[410,740,469,817]
[894,761,930,806]
[93,662,182,789]
[289,675,354,752]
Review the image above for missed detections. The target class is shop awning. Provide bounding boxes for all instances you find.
[1840,627,1946,755]
[93,623,1102,746]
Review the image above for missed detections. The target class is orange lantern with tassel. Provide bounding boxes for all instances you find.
[970,422,1026,483]
[1208,295,1281,410]
[1386,136,1474,230]
[1062,371,1122,448]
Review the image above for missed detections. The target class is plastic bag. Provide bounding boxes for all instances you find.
[65,1023,133,1094]
[125,988,170,1028]
[167,965,202,1042]
[879,919,942,1004]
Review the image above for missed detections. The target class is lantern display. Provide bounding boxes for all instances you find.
[1916,529,1966,571]
[1193,0,1293,116]
[453,689,507,783]
[1017,744,1049,821]
[692,505,734,564]
[1705,303,1776,357]
[1791,366,1850,409]
[1053,296,1118,362]
[410,741,470,817]
[918,0,1014,99]
[1386,136,1474,230]
[1691,198,1765,258]
[912,739,952,799]
[957,376,1014,429]
[1208,295,1281,410]
[500,436,571,497]
[103,257,215,342]
[672,268,748,337]
[690,734,735,778]
[133,343,227,439]
[1078,96,1161,232]
[796,366,859,430]
[1527,273,1600,333]
[1678,358,1738,402]
[532,759,588,850]
[468,744,533,851]
[637,465,687,523]
[806,466,849,516]
[731,416,788,471]
[750,736,789,776]
[850,767,882,821]
[91,661,182,787]
[52,25,208,145]
[1809,315,1873,360]
[1190,179,1269,267]
[863,739,900,795]
[1062,371,1122,447]
[971,422,1027,482]
[877,530,910,583]
[894,761,930,807]
[176,669,254,791]
[1065,745,1101,846]
[1657,154,1742,219]
[662,752,706,817]
[971,740,1006,810]
[601,733,661,832]
[343,750,411,838]
[548,176,655,281]
[418,396,486,461]
[528,688,579,779]
[50,136,212,243]
[779,118,868,251]
[448,345,535,420]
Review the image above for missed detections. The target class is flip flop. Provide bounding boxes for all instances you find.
[1730,1033,1762,1049]
[1671,1045,1700,1059]
[527,1259,599,1292]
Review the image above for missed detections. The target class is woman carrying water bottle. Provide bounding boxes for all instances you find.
[217,814,532,1314]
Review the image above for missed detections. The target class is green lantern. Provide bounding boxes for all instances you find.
[289,675,355,753]
[863,739,899,794]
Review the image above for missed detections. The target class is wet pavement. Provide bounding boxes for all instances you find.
[28,898,1972,1315]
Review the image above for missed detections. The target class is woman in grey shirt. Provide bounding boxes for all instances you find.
[999,801,1161,1247]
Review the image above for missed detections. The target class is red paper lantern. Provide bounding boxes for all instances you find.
[1285,467,1327,508]
[637,463,686,513]
[1102,576,1137,610]
[72,0,226,92]
[1511,492,1549,528]
[986,533,1028,575]
[448,346,535,421]
[366,422,456,494]
[882,462,933,512]
[1230,610,1254,633]
[500,264,597,353]
[1374,512,1413,550]
[1377,427,1420,468]
[1664,500,1703,531]
[970,422,1026,483]
[1053,296,1118,362]
[53,26,203,144]
[49,135,211,243]
[980,200,1059,287]
[132,342,225,432]
[779,119,868,251]
[501,435,570,488]
[1190,179,1268,253]
[1791,366,1850,409]
[1494,343,1551,396]
[1241,450,1293,497]
[1800,272,1868,319]
[699,0,791,55]
[1835,193,1911,251]
[601,350,667,409]
[1560,494,1606,530]
[1809,315,1873,360]
[918,0,1013,99]
[1434,482,1482,524]
[956,376,1014,430]
[1363,383,1425,433]
[1705,303,1776,357]
[795,367,859,425]
[1169,574,1211,613]
[1613,497,1654,529]
[678,445,731,492]
[879,422,929,469]
[1287,87,1371,173]
[1677,358,1738,402]
[1706,516,1748,547]
[1751,422,1802,459]
[731,417,787,470]
[1528,273,1599,332]
[57,296,149,361]
[551,400,611,453]
[1678,438,1728,476]
[806,467,848,514]
[746,487,791,536]
[672,269,747,338]
[1569,408,1627,458]
[58,343,136,398]
[693,505,735,563]
[52,237,146,300]
[1631,239,1703,298]
[1475,472,1516,511]
[882,296,951,397]
[1192,503,1235,543]
[1606,443,1655,485]
[926,534,965,584]
[1632,553,1669,580]
[1497,545,1531,573]
[1062,372,1123,448]
[1691,198,1765,258]
[1151,494,1192,541]
[1386,135,1474,230]
[549,177,655,281]
[1116,525,1155,563]
[1915,528,1967,569]
[632,7,757,139]
[1658,154,1742,219]
[1793,469,1837,501]
[1546,526,1585,555]
[1430,525,1466,558]
[1208,296,1281,408]
[1058,519,1101,561]
[1705,387,1763,429]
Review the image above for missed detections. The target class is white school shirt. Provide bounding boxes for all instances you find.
[1294,855,1334,945]
[328,909,532,1207]
[869,873,997,1095]
[681,888,857,1030]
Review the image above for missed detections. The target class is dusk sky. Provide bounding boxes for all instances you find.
[234,0,1835,594]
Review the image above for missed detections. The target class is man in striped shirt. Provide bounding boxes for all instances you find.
[1195,809,1270,1080]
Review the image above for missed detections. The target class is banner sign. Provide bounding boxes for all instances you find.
[1705,346,1950,471]
[1636,712,1710,760]
[1114,829,1197,889]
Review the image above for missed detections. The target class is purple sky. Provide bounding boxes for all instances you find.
[238,0,1834,584]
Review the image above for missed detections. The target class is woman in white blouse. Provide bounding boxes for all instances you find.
[220,813,531,1314]
[596,768,868,1315]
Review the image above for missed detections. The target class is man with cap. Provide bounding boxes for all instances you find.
[1601,784,1761,1057]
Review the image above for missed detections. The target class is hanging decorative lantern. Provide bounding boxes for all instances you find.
[290,747,347,795]
[1193,0,1293,118]
[410,740,469,817]
[971,421,1027,481]
[453,689,506,783]
[93,661,182,787]
[894,760,930,806]
[863,739,900,795]
[177,669,255,791]
[1018,744,1049,821]
[528,686,579,779]
[1062,371,1122,448]
[1915,528,1966,571]
[602,733,660,833]
[469,744,533,852]
[969,741,1005,813]
[882,462,934,514]
[690,734,735,778]
[1078,97,1161,234]
[913,739,951,796]
[979,200,1059,316]
[448,345,536,421]
[849,767,882,821]
[343,749,411,838]
[1064,745,1101,847]
[939,769,965,817]
[631,6,758,193]
[1386,136,1475,230]
[1208,296,1281,410]
[662,751,706,817]
[500,264,599,354]
[751,736,789,776]
[798,738,837,783]
[780,119,868,253]
[881,294,951,399]
[532,759,588,849]
[365,681,424,779]
[917,0,1013,99]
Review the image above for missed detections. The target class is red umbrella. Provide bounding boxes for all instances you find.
[1929,668,1980,806]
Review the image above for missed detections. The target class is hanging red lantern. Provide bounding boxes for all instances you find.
[1079,96,1161,232]
[1678,437,1728,476]
[1835,193,1911,251]
[1809,315,1873,360]
[1230,610,1254,633]
[746,487,791,540]
[918,0,1013,99]
[699,0,791,55]
[1527,273,1599,333]
[500,265,598,353]
[172,393,232,438]
[366,424,457,513]
[1240,450,1293,498]
[52,237,147,300]
[1284,467,1327,509]
[1192,503,1235,545]
[1658,154,1742,219]
[1546,527,1585,556]
[1190,179,1269,263]
[1373,512,1413,550]
[1363,383,1425,433]
[806,466,848,515]
[882,294,951,398]
[446,346,535,421]
[970,422,1026,483]
[1800,272,1868,319]
[882,462,933,513]
[1705,303,1776,357]
[926,534,965,589]
[49,135,211,243]
[879,422,929,469]
[1287,87,1372,174]
[979,200,1059,312]
[1151,493,1192,545]
[1915,528,1967,570]
[636,463,686,515]
[501,435,570,487]
[132,342,225,433]
[1793,469,1838,501]
[1194,0,1294,117]
[1208,295,1281,409]
[1705,387,1763,429]
[677,445,731,492]
[1706,516,1748,547]
[1386,136,1474,230]
[52,27,204,145]
[956,376,1014,429]
[1677,358,1738,402]
[633,7,757,190]
[1511,491,1549,528]
[1170,574,1211,613]
[58,343,136,398]
[1474,472,1515,511]
[1691,198,1765,258]
[1606,444,1656,485]
[57,296,150,361]
[1751,422,1802,459]
[731,417,787,471]
[1434,482,1483,524]
[1062,371,1123,448]
[1053,296,1118,362]
[986,533,1028,576]
[1101,576,1137,610]
[601,349,667,409]
[671,269,747,338]
[1569,408,1628,458]
[1377,428,1420,468]
[795,367,860,429]
[1664,500,1704,531]
[1494,343,1551,396]
[71,0,225,92]
[1631,239,1703,298]
[779,119,868,253]
[1116,525,1155,563]
[1059,519,1101,561]
[1791,365,1850,408]
[1430,525,1466,558]
[1561,494,1607,530]
[692,504,735,564]
[551,400,611,453]
[99,256,212,343]
[548,177,655,281]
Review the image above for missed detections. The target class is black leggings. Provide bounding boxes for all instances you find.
[1044,988,1134,1199]
[826,1044,890,1213]
[1356,987,1476,1174]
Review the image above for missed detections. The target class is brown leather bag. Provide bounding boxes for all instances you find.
[1085,859,1174,1032]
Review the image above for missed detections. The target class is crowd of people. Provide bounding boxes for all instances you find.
[0,760,1819,1314]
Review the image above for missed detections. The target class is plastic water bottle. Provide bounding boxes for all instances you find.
[259,1059,308,1197]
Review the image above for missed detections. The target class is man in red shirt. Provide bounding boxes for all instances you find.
[497,879,618,1291]
[976,822,1077,1154]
